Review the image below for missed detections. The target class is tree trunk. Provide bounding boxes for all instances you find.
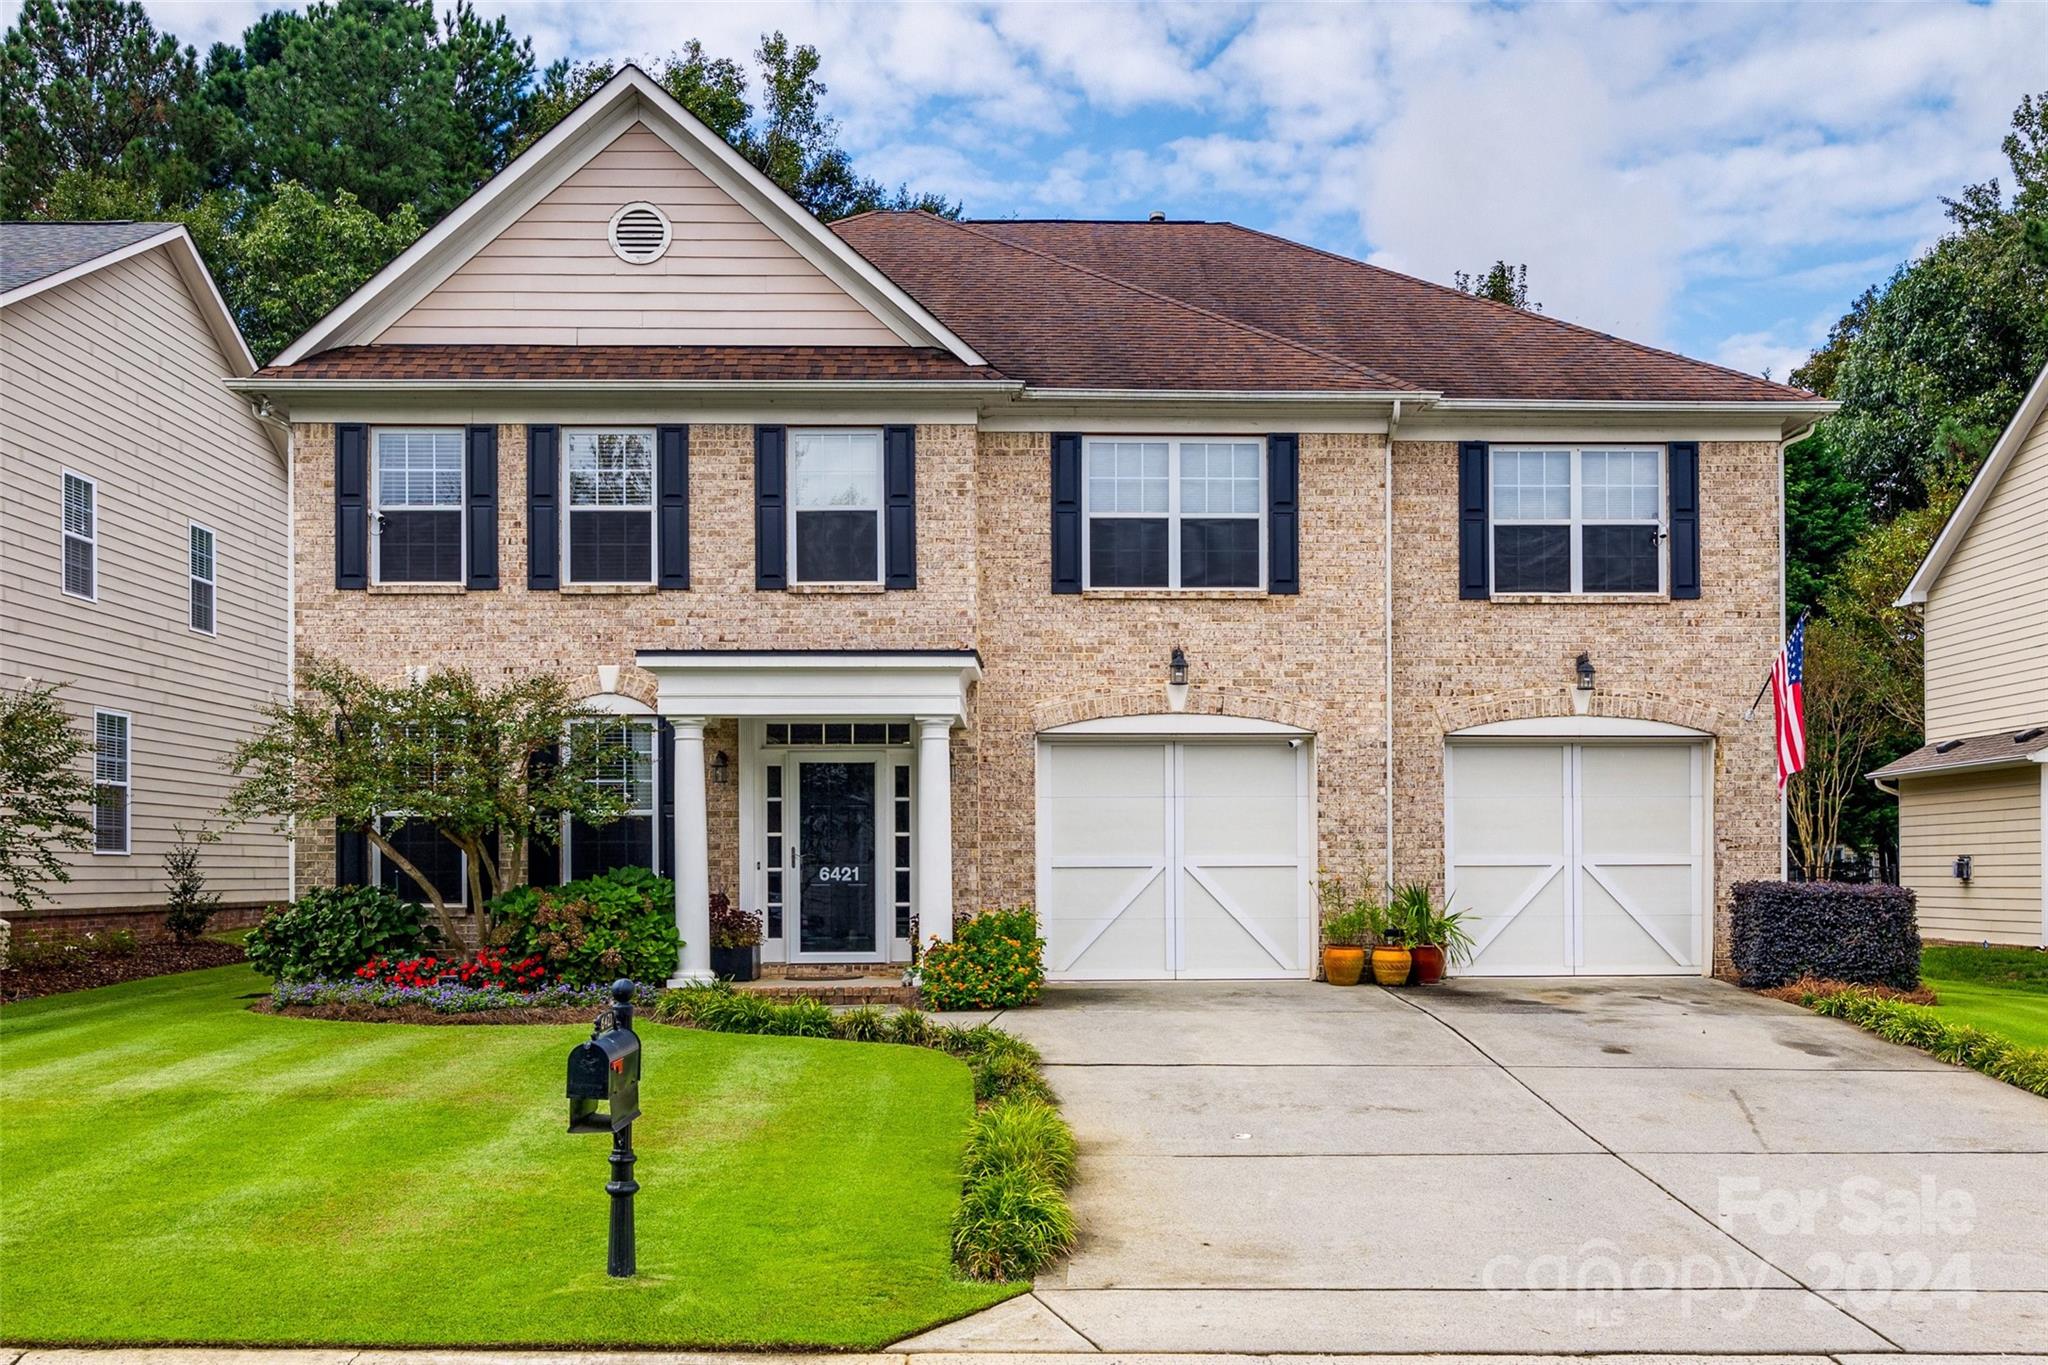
[364,827,460,945]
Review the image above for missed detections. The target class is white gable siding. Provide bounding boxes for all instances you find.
[1,246,289,911]
[1924,397,2048,737]
[376,124,906,347]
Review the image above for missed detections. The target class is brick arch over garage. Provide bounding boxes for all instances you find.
[1031,687,1329,735]
[1428,687,1726,739]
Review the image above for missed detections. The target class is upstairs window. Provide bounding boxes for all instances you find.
[373,429,464,583]
[93,710,130,854]
[62,471,96,600]
[1490,446,1663,594]
[790,428,883,584]
[188,523,217,634]
[1084,437,1264,589]
[564,429,654,584]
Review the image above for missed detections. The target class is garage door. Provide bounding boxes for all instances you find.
[1446,742,1706,975]
[1038,740,1311,979]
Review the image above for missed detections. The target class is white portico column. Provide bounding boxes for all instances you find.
[915,716,957,944]
[669,715,713,984]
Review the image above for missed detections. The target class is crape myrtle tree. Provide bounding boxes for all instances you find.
[227,659,635,945]
[0,682,95,913]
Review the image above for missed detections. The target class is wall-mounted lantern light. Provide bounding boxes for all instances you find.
[1574,653,1595,692]
[710,750,730,786]
[1169,647,1189,688]
[1953,854,1972,883]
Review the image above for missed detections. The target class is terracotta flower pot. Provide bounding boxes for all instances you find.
[1370,944,1413,987]
[1410,943,1446,985]
[1322,945,1366,986]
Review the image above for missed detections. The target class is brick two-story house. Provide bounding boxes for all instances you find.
[236,68,1829,983]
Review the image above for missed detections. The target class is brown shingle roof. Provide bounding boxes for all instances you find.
[1869,725,2048,780]
[836,214,1817,403]
[253,344,1007,383]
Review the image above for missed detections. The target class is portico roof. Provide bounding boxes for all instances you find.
[635,649,981,724]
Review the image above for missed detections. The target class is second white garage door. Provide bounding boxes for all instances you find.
[1446,741,1707,976]
[1038,740,1312,980]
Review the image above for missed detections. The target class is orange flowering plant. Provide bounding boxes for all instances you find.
[915,907,1044,1011]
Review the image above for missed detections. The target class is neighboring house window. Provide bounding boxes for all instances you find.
[375,819,467,907]
[1083,437,1265,589]
[1490,446,1664,594]
[62,471,96,600]
[188,523,217,634]
[93,710,130,854]
[564,718,659,879]
[373,429,465,583]
[790,428,883,584]
[563,428,655,584]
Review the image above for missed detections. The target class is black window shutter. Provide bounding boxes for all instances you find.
[525,742,561,885]
[464,424,498,590]
[1051,432,1082,593]
[884,424,917,589]
[657,719,676,879]
[1267,433,1300,594]
[335,423,368,589]
[526,425,559,591]
[755,425,787,590]
[657,424,689,589]
[1458,440,1490,600]
[335,825,368,886]
[1668,441,1701,599]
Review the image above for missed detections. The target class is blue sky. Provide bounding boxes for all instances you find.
[119,1,2048,378]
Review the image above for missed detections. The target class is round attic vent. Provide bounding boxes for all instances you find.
[608,202,671,264]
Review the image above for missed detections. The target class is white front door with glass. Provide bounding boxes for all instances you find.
[759,723,916,963]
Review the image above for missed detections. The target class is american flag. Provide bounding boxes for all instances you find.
[1772,615,1808,790]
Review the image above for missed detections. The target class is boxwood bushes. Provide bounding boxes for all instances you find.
[655,984,1076,1280]
[1731,880,1921,990]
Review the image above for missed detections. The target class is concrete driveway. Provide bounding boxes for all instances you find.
[904,977,2048,1357]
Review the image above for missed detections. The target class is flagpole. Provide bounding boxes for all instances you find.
[1745,608,1810,722]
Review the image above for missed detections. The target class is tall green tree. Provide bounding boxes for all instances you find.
[1454,260,1540,311]
[1783,428,1868,623]
[0,683,95,914]
[221,183,424,363]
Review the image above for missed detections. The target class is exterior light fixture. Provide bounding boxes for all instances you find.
[1574,653,1595,692]
[1953,854,1972,883]
[1169,648,1189,687]
[710,750,730,786]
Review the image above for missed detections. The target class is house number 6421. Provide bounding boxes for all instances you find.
[817,866,864,883]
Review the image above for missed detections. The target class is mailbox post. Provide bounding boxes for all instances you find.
[566,978,642,1277]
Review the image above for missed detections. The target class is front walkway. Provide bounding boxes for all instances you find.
[905,977,2048,1355]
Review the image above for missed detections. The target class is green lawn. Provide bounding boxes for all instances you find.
[1923,943,2048,1050]
[0,966,1017,1348]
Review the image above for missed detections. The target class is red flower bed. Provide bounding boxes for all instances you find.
[355,950,548,991]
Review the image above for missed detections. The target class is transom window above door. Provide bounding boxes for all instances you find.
[1084,437,1265,588]
[790,428,883,584]
[373,429,464,583]
[564,428,656,584]
[1491,445,1664,594]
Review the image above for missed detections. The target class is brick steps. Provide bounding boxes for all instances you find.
[732,976,918,1007]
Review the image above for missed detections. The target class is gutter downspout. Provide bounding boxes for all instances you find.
[1385,400,1400,885]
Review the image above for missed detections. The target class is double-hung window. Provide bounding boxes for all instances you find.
[565,718,659,878]
[62,472,96,600]
[188,523,217,634]
[1490,446,1664,594]
[1084,437,1264,589]
[376,820,468,907]
[564,428,655,584]
[93,710,130,854]
[373,429,464,583]
[790,428,883,584]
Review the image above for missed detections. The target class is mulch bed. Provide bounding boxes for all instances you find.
[1,940,246,1004]
[1757,975,1939,1006]
[258,999,601,1025]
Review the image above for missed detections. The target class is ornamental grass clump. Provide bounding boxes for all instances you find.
[951,1153,1077,1282]
[962,1096,1076,1187]
[1795,987,2048,1096]
[834,1004,890,1042]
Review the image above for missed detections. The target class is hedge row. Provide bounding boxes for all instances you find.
[1788,986,2048,1097]
[1731,880,1921,990]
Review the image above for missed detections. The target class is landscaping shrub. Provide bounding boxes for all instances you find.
[1730,880,1921,990]
[834,1004,890,1042]
[886,1006,933,1046]
[951,1163,1077,1282]
[962,1096,1077,1187]
[1796,987,2048,1096]
[161,840,220,943]
[245,885,439,983]
[493,866,679,986]
[973,1050,1053,1104]
[916,907,1044,1011]
[654,983,831,1036]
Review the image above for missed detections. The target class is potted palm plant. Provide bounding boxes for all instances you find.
[1393,883,1472,985]
[1366,897,1412,987]
[707,891,762,982]
[1317,870,1370,985]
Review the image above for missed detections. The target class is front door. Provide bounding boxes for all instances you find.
[793,757,881,960]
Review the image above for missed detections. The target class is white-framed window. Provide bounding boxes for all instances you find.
[62,471,97,600]
[563,717,659,879]
[1083,437,1265,589]
[1490,445,1665,595]
[188,522,217,634]
[790,428,884,584]
[92,710,130,855]
[564,428,655,584]
[372,429,465,583]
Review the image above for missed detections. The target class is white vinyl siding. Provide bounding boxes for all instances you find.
[563,428,656,584]
[188,522,216,634]
[1082,437,1265,589]
[789,428,884,585]
[1491,446,1665,595]
[62,470,96,599]
[93,710,131,855]
[1897,767,2043,947]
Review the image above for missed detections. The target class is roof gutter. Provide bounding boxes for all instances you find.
[226,377,1024,396]
[1016,387,1436,405]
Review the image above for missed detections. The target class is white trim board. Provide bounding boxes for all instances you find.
[270,67,982,368]
[637,651,980,723]
[1899,360,2048,606]
[1453,717,1712,739]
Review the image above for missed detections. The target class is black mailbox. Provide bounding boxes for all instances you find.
[567,1015,640,1133]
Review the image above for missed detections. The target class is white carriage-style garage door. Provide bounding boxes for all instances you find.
[1446,741,1708,975]
[1038,739,1312,980]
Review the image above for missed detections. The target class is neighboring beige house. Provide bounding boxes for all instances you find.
[1873,363,2048,947]
[239,68,1832,983]
[1,222,291,934]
